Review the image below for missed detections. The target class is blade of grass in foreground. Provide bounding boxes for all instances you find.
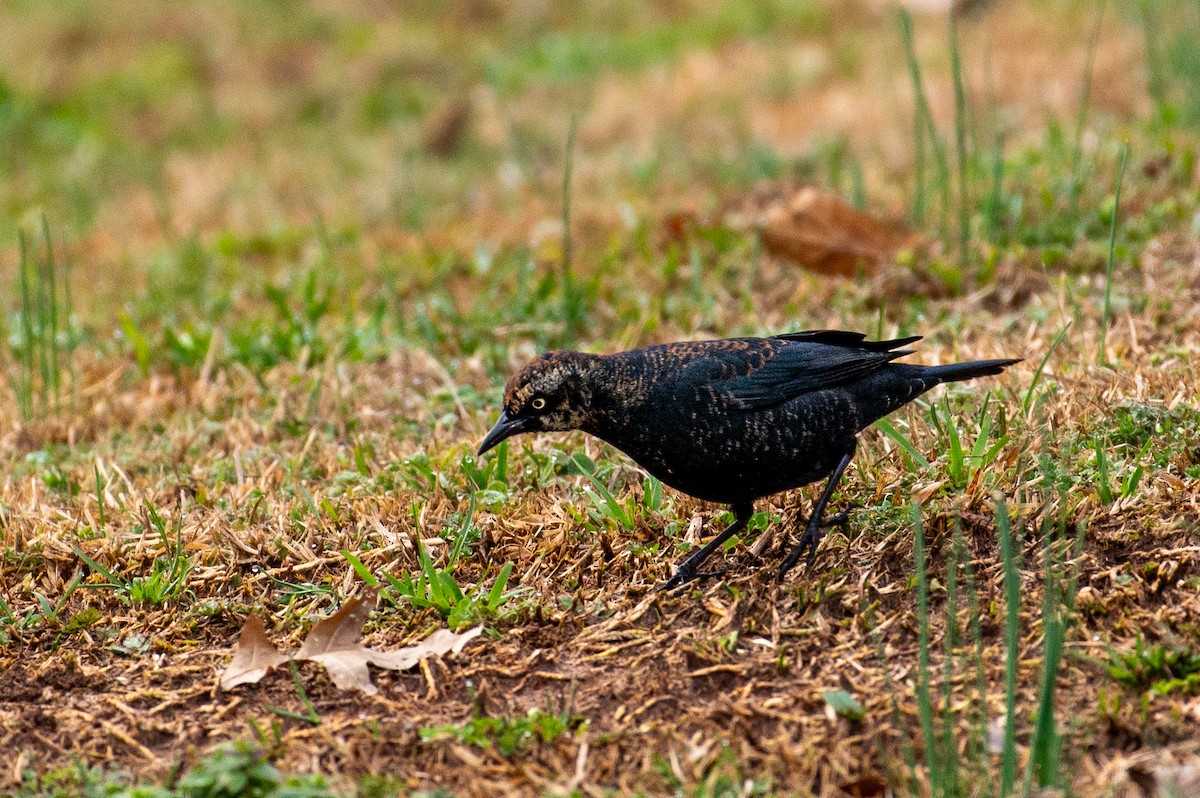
[996,496,1020,796]
[939,528,961,795]
[912,506,939,789]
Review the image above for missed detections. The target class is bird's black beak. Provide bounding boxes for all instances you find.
[477,410,527,456]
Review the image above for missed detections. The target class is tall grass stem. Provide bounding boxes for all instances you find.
[1098,143,1130,367]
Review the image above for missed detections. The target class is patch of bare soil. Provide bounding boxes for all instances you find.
[2,473,1199,796]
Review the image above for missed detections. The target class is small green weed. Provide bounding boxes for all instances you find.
[1106,637,1200,697]
[926,395,1010,491]
[73,505,193,607]
[823,689,865,722]
[419,700,586,756]
[349,501,519,629]
[567,452,636,531]
[0,571,85,641]
[651,745,774,798]
[12,741,337,798]
[383,547,516,631]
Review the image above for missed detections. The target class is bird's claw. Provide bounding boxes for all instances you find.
[777,506,856,581]
[777,525,819,581]
[657,565,726,592]
[820,502,859,527]
[820,509,851,527]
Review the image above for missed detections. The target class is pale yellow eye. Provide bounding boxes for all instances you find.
[531,397,547,410]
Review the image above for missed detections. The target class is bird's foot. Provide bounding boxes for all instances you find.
[819,508,852,528]
[777,523,820,581]
[657,565,726,592]
[777,506,855,580]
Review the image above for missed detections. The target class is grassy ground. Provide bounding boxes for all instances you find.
[3,1,1200,796]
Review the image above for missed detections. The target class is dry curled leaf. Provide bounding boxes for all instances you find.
[219,614,288,690]
[838,774,887,798]
[422,98,471,157]
[219,585,484,695]
[760,188,921,278]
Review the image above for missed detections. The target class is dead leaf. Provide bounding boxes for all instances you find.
[296,587,482,694]
[220,585,485,695]
[219,614,288,690]
[659,210,699,244]
[423,99,471,157]
[839,774,887,798]
[293,586,382,693]
[760,187,921,278]
[912,480,946,505]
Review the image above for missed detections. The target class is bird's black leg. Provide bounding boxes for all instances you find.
[659,501,754,592]
[779,448,855,579]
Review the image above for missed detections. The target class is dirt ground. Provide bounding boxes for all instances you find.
[3,1,1200,796]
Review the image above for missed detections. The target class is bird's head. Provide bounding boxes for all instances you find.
[477,351,597,456]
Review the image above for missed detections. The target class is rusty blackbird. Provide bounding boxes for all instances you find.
[478,330,1019,589]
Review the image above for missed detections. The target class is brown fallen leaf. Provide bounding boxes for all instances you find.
[659,209,699,245]
[219,585,484,695]
[760,187,921,278]
[838,774,887,798]
[422,98,471,158]
[219,614,288,690]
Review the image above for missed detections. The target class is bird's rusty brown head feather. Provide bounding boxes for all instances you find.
[478,351,600,455]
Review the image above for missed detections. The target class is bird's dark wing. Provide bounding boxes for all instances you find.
[772,329,922,351]
[694,330,921,411]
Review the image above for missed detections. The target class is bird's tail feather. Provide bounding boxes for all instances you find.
[921,358,1022,386]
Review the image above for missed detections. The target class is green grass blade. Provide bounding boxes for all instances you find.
[876,417,931,470]
[996,496,1020,796]
[898,8,950,237]
[340,551,379,586]
[948,7,971,267]
[40,216,61,406]
[940,532,960,795]
[71,545,125,589]
[1022,321,1071,415]
[18,229,36,420]
[1095,443,1113,505]
[898,8,927,225]
[448,491,477,570]
[982,40,1006,245]
[487,562,514,611]
[1068,1,1108,220]
[943,401,965,486]
[1026,555,1064,788]
[1098,143,1130,367]
[560,113,579,343]
[912,507,939,787]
